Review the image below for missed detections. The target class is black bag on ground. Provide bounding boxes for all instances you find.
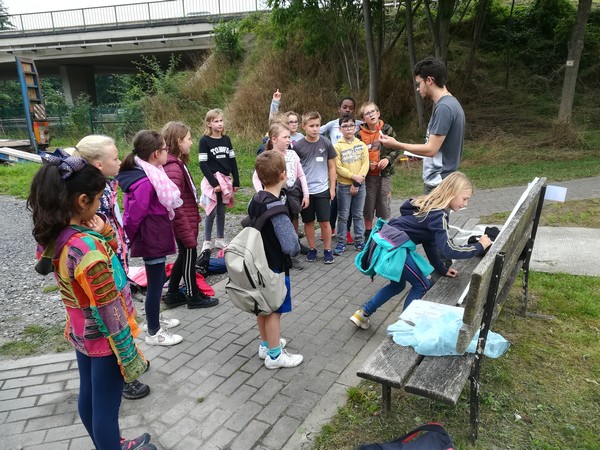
[356,423,454,450]
[196,249,211,276]
[196,249,228,276]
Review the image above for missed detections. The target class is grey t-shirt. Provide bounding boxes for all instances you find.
[293,136,336,195]
[422,95,465,188]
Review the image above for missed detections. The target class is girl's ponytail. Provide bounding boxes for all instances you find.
[28,164,71,247]
[119,130,163,172]
[120,151,137,172]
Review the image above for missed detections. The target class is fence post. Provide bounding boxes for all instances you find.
[114,6,118,28]
[147,2,152,25]
[19,14,24,34]
[181,0,186,18]
[50,12,55,33]
[88,107,94,134]
[81,9,86,31]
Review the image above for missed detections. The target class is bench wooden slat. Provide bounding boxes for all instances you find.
[357,335,422,389]
[404,354,475,405]
[456,178,545,353]
[357,257,480,387]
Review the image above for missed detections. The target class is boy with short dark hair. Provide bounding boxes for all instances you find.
[251,151,303,369]
[333,115,369,255]
[293,111,337,264]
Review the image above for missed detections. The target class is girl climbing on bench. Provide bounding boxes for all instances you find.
[350,171,492,329]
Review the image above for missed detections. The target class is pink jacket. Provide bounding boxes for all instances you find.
[200,172,234,216]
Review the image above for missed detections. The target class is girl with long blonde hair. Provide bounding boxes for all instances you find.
[350,172,492,329]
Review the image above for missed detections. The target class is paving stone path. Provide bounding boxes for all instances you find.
[1,176,598,450]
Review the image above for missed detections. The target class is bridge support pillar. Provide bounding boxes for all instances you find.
[59,65,97,106]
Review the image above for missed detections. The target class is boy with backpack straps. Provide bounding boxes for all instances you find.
[225,151,303,369]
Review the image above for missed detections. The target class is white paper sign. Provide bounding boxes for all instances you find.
[403,151,424,159]
[544,185,567,202]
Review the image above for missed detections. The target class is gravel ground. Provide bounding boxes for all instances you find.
[0,195,246,350]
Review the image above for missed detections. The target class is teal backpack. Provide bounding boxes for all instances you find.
[355,218,433,282]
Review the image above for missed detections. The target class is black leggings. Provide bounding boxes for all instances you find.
[168,239,199,297]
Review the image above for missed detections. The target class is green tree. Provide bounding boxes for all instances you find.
[214,20,244,63]
[558,0,593,123]
[0,0,13,30]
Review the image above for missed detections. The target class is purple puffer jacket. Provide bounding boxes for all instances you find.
[116,168,176,259]
[163,154,201,249]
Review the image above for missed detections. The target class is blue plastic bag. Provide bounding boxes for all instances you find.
[387,301,509,358]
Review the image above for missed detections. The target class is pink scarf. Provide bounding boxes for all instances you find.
[134,156,183,220]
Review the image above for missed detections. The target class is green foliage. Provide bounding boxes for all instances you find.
[268,0,362,56]
[0,0,13,30]
[64,94,93,139]
[40,78,66,111]
[482,0,577,77]
[213,20,244,63]
[0,80,23,110]
[95,74,135,105]
[133,54,184,96]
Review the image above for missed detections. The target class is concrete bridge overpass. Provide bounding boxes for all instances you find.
[0,0,267,104]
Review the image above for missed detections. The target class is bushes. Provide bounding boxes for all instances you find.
[214,21,244,63]
[481,0,578,77]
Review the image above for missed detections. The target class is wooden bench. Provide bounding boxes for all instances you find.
[357,177,547,442]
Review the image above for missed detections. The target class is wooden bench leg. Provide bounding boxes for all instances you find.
[382,384,391,417]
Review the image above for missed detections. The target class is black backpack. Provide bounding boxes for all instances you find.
[356,423,454,450]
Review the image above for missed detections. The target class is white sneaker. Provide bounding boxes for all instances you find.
[264,349,303,369]
[145,327,183,346]
[350,309,371,330]
[258,338,287,360]
[214,238,228,249]
[142,315,180,331]
[201,240,212,252]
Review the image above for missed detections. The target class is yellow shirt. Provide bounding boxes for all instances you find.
[334,137,370,185]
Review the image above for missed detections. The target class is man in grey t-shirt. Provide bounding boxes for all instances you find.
[380,57,465,193]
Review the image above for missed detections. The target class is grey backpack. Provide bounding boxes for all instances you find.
[224,202,289,316]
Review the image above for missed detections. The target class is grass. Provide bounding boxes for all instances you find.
[313,274,600,449]
[0,324,69,358]
[314,185,600,450]
[481,198,600,228]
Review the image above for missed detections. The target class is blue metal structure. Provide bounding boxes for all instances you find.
[15,57,49,153]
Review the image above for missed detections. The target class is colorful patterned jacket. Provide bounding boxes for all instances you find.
[52,220,148,382]
[97,179,130,272]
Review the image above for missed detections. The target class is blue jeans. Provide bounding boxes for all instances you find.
[144,259,166,335]
[362,253,432,316]
[76,351,124,450]
[337,183,366,245]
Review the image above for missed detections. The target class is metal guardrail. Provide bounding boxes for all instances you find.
[0,0,268,35]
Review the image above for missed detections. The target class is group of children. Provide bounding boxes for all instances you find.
[28,91,492,448]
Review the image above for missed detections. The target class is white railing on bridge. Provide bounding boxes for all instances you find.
[0,0,269,34]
